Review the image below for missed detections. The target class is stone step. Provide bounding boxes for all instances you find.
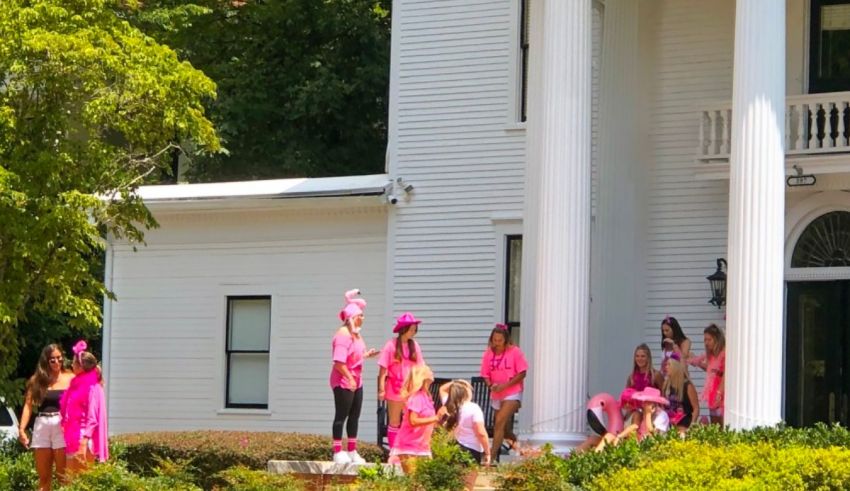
[268,460,402,490]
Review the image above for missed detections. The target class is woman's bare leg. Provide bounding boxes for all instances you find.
[53,449,67,485]
[387,400,405,428]
[490,401,520,460]
[34,448,54,491]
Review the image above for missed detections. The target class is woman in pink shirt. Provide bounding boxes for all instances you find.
[377,312,425,450]
[390,364,440,474]
[330,289,378,464]
[479,323,527,461]
[688,324,726,425]
[59,341,107,480]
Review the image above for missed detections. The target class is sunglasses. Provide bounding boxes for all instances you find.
[48,356,64,363]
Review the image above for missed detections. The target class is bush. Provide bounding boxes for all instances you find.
[495,425,850,490]
[212,466,306,491]
[113,431,383,489]
[57,461,201,491]
[588,441,850,490]
[410,429,473,491]
[495,447,574,491]
[0,451,38,491]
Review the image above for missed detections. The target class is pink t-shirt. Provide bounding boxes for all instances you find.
[480,345,528,400]
[393,390,436,455]
[378,339,425,401]
[329,331,366,390]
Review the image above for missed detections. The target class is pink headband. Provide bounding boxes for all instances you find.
[495,323,509,331]
[72,340,88,363]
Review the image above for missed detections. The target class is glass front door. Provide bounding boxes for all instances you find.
[785,281,850,426]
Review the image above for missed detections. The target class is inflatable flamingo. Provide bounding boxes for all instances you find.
[587,392,624,436]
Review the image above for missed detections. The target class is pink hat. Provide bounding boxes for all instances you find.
[393,312,422,333]
[631,386,669,406]
[339,289,367,322]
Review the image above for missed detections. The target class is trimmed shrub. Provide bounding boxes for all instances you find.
[212,466,306,491]
[588,440,850,490]
[57,461,201,491]
[496,424,850,490]
[410,428,473,491]
[495,447,574,491]
[113,431,382,489]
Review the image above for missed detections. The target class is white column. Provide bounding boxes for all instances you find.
[524,0,591,446]
[726,0,785,430]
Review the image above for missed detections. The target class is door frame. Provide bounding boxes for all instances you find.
[784,191,850,424]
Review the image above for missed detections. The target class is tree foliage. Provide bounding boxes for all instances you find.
[0,0,219,402]
[131,0,391,181]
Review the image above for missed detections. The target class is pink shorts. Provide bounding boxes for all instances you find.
[31,414,65,450]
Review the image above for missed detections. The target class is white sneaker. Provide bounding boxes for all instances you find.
[348,450,366,464]
[333,451,352,464]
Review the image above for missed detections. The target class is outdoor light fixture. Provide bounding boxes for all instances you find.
[707,258,727,309]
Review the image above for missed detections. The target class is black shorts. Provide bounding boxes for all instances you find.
[456,442,482,465]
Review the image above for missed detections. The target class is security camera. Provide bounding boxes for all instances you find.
[386,194,398,204]
[396,177,414,193]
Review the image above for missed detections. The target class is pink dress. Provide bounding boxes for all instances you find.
[480,345,528,400]
[378,339,425,402]
[392,390,436,456]
[59,370,108,461]
[329,331,366,390]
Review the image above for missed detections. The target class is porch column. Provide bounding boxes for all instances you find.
[726,0,785,429]
[524,0,591,446]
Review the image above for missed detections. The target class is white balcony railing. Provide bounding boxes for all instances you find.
[697,91,850,161]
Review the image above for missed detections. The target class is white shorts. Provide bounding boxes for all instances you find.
[31,414,65,450]
[491,392,522,411]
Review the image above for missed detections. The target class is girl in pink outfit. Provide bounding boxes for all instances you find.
[479,324,527,461]
[330,289,378,464]
[390,365,440,474]
[377,312,425,450]
[688,324,726,425]
[60,341,107,480]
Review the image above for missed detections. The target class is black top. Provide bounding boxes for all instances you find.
[39,389,64,413]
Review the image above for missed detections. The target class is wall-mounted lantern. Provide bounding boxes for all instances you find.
[707,258,727,309]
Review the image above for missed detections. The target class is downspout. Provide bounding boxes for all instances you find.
[102,240,115,417]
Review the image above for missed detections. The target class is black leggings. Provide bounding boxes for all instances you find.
[332,387,363,440]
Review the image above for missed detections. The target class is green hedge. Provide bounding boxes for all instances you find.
[112,431,383,489]
[591,441,850,490]
[496,423,850,491]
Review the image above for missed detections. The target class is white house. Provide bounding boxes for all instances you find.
[105,0,850,447]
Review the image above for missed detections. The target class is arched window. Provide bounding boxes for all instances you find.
[791,211,850,267]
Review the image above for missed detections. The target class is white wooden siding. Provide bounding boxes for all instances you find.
[388,0,604,380]
[388,0,525,377]
[106,206,387,435]
[641,0,733,390]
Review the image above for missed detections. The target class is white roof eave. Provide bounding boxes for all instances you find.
[136,174,391,204]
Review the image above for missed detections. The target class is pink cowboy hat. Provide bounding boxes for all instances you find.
[393,312,422,333]
[631,386,669,406]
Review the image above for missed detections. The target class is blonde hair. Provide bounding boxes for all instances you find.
[400,364,434,400]
[629,343,659,387]
[663,359,689,400]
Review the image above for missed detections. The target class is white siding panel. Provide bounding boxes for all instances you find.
[390,0,523,378]
[389,0,603,380]
[107,208,387,436]
[642,0,734,399]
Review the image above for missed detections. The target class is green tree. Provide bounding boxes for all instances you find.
[0,0,219,402]
[132,0,391,181]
